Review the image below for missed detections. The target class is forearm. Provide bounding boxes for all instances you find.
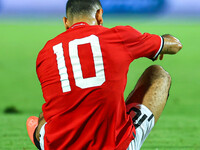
[161,34,182,54]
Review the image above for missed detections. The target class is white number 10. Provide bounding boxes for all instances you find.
[53,35,105,93]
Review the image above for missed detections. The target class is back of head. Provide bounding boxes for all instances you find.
[66,0,102,20]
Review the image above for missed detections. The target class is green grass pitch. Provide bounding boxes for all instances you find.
[0,18,200,149]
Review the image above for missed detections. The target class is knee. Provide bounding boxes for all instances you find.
[146,65,171,84]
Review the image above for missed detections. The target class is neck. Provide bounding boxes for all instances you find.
[69,17,97,27]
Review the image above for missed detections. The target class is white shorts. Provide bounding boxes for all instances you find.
[126,103,155,150]
[39,123,47,150]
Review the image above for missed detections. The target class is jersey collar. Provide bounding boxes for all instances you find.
[70,22,89,29]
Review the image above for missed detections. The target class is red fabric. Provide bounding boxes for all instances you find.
[78,43,96,78]
[36,22,162,150]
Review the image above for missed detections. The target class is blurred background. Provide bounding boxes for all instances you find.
[0,0,200,149]
[0,0,200,20]
[0,0,199,14]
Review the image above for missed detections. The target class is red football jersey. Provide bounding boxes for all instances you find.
[36,22,163,150]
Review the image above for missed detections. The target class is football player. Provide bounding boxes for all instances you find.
[26,0,182,149]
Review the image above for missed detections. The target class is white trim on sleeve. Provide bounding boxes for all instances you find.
[152,36,164,60]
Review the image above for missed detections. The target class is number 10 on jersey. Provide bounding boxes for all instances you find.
[53,35,106,93]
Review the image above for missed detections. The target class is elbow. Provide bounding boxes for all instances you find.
[168,43,182,54]
[175,41,183,54]
[171,40,183,54]
[177,41,183,51]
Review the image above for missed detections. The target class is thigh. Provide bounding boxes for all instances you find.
[126,103,155,150]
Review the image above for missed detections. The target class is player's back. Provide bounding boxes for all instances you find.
[37,22,158,149]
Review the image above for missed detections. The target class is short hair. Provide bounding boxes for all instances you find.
[66,0,102,18]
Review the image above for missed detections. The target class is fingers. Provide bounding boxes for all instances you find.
[155,54,164,61]
[160,54,164,60]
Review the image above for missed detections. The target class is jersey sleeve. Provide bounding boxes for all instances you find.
[115,26,164,61]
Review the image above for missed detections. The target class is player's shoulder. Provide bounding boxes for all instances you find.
[107,25,143,42]
[36,33,61,62]
[39,31,67,54]
[36,39,53,58]
[112,25,142,36]
[46,32,67,47]
[93,25,138,33]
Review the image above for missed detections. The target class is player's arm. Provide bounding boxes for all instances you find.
[115,26,182,60]
[161,34,182,55]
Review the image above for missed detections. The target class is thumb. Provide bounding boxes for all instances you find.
[160,54,164,60]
